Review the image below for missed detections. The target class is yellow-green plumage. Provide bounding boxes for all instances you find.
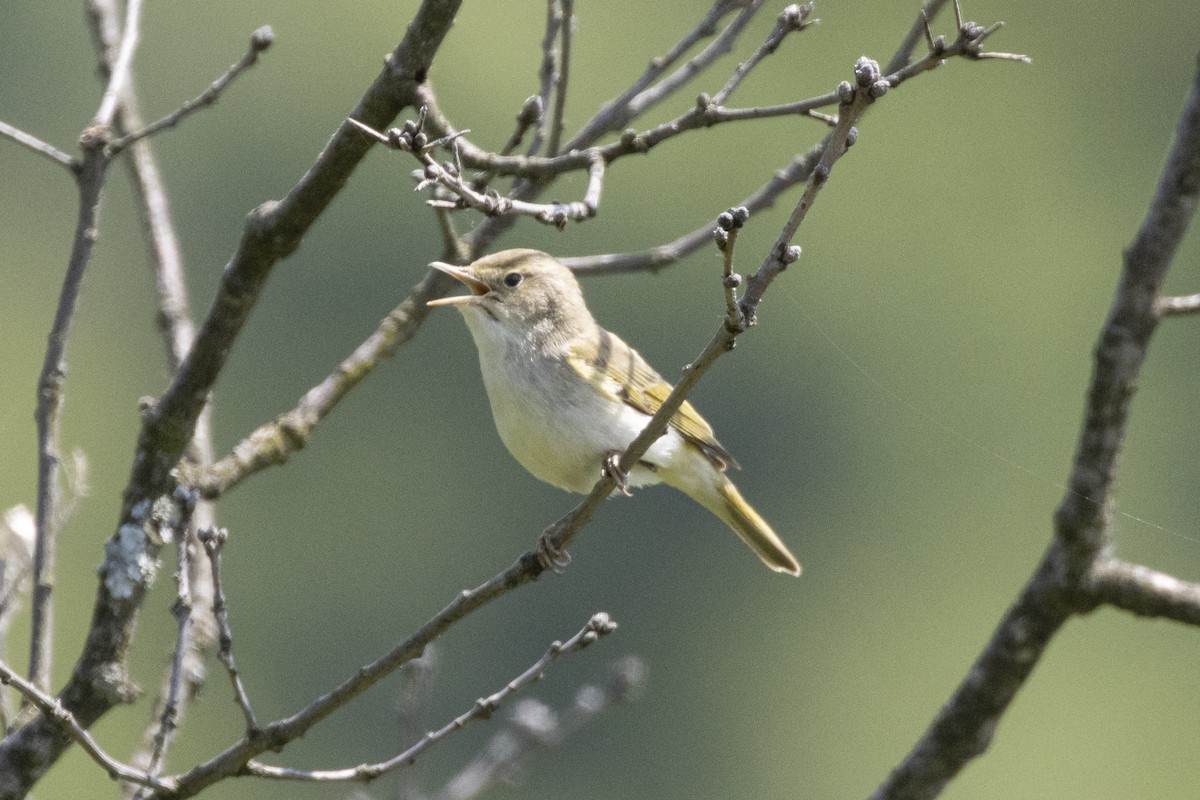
[428,249,800,576]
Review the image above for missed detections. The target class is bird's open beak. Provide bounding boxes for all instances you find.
[427,262,489,307]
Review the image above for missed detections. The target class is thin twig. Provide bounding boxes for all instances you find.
[28,139,105,694]
[94,0,145,127]
[714,206,750,329]
[711,3,816,105]
[886,0,950,73]
[469,95,544,192]
[0,659,173,793]
[243,613,617,783]
[165,549,546,797]
[545,0,574,157]
[429,656,646,800]
[131,490,199,798]
[350,117,606,228]
[562,145,822,274]
[564,0,765,151]
[110,27,274,153]
[0,121,78,172]
[198,527,257,734]
[527,0,564,158]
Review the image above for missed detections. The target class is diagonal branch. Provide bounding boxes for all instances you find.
[243,613,617,783]
[0,659,167,792]
[871,45,1200,800]
[0,121,78,172]
[163,549,547,798]
[561,145,823,275]
[710,3,816,106]
[110,27,274,153]
[183,266,455,498]
[564,0,766,151]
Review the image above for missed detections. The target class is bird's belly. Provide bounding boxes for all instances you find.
[480,360,675,494]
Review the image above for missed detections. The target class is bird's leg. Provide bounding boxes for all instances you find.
[604,451,632,497]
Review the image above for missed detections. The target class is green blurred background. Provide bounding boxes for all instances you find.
[3,1,1200,798]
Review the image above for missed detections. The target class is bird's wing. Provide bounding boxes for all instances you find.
[567,330,738,470]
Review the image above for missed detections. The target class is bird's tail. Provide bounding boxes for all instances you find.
[713,479,802,576]
[671,467,801,576]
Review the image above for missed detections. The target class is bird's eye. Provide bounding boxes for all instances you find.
[503,272,523,287]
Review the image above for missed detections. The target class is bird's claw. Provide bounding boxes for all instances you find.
[604,452,632,497]
[536,528,572,573]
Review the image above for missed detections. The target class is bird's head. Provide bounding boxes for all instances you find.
[427,249,594,344]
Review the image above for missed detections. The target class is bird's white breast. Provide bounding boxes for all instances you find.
[461,309,680,494]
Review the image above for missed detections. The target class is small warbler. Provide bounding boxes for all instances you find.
[428,249,800,576]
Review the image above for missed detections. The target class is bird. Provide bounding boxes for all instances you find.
[427,249,800,576]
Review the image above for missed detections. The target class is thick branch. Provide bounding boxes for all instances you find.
[0,2,466,795]
[871,46,1200,800]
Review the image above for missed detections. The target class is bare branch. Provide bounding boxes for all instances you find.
[711,3,816,106]
[430,657,646,800]
[545,0,574,157]
[110,26,275,153]
[526,0,564,158]
[165,550,546,797]
[28,136,108,694]
[562,146,821,274]
[185,264,455,498]
[198,527,258,734]
[0,1,468,791]
[871,45,1200,800]
[1088,559,1200,625]
[0,659,172,793]
[714,206,751,329]
[0,121,78,172]
[564,0,766,151]
[1155,292,1200,316]
[243,613,617,783]
[94,0,145,127]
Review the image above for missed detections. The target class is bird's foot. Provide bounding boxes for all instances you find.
[604,451,632,497]
[536,525,573,573]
